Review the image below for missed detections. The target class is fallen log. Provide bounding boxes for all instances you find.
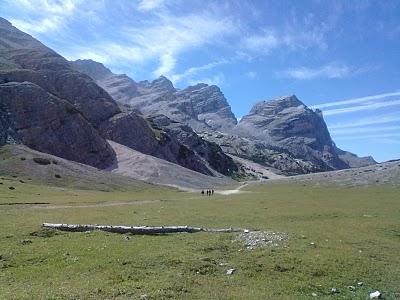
[42,223,248,235]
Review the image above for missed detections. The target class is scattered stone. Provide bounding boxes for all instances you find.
[310,242,316,246]
[21,239,32,245]
[226,268,235,275]
[236,230,288,249]
[331,287,339,294]
[348,286,356,291]
[54,174,61,178]
[140,294,148,300]
[8,187,15,190]
[33,157,51,165]
[369,291,381,299]
[219,262,228,266]
[124,235,130,241]
[20,157,26,161]
[357,282,364,287]
[311,292,317,297]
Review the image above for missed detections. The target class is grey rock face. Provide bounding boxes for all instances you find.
[97,111,227,176]
[0,82,116,168]
[334,147,377,168]
[71,60,238,132]
[175,84,237,131]
[0,18,120,127]
[201,131,324,175]
[236,95,349,171]
[98,112,159,155]
[150,115,238,176]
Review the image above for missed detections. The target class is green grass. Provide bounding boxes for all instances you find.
[0,179,399,299]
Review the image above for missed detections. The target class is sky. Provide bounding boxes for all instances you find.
[1,0,399,162]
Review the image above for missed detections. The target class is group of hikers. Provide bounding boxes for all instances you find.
[201,189,214,196]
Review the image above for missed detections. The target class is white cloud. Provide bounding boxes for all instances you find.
[188,73,225,86]
[6,0,79,33]
[314,91,400,109]
[328,113,400,130]
[153,53,176,77]
[170,59,228,84]
[10,16,64,34]
[278,62,353,80]
[66,11,236,77]
[335,133,400,141]
[241,24,327,56]
[323,99,400,116]
[331,125,400,135]
[245,71,258,79]
[371,138,400,145]
[137,0,164,11]
[242,32,279,54]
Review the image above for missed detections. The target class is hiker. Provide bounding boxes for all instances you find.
[211,189,214,195]
[201,190,204,195]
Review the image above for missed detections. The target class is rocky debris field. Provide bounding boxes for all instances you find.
[235,230,288,250]
[272,160,400,186]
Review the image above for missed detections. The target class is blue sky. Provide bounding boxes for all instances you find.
[1,0,399,162]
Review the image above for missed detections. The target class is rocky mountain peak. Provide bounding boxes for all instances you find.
[72,59,113,81]
[248,95,304,117]
[0,17,12,27]
[149,75,175,93]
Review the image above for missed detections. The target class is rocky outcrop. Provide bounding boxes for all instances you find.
[236,95,349,171]
[71,59,238,132]
[200,131,327,175]
[98,111,215,176]
[72,58,375,175]
[0,82,115,168]
[334,147,377,168]
[0,20,120,126]
[150,115,238,176]
[0,17,124,168]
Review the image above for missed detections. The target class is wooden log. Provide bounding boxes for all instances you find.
[42,223,247,235]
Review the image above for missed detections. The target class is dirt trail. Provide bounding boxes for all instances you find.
[30,200,161,210]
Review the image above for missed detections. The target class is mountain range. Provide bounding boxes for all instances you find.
[0,17,376,187]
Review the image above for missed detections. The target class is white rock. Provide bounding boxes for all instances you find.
[369,291,381,299]
[331,287,339,293]
[357,282,364,286]
[226,268,236,275]
[311,292,317,297]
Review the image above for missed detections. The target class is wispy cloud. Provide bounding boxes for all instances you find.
[188,73,225,87]
[64,10,236,77]
[315,91,400,109]
[278,62,354,80]
[137,0,164,12]
[335,133,400,140]
[170,59,228,84]
[323,99,400,116]
[331,125,400,135]
[245,71,258,79]
[328,113,400,130]
[6,0,79,34]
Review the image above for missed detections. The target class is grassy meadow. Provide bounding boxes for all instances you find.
[0,175,399,299]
